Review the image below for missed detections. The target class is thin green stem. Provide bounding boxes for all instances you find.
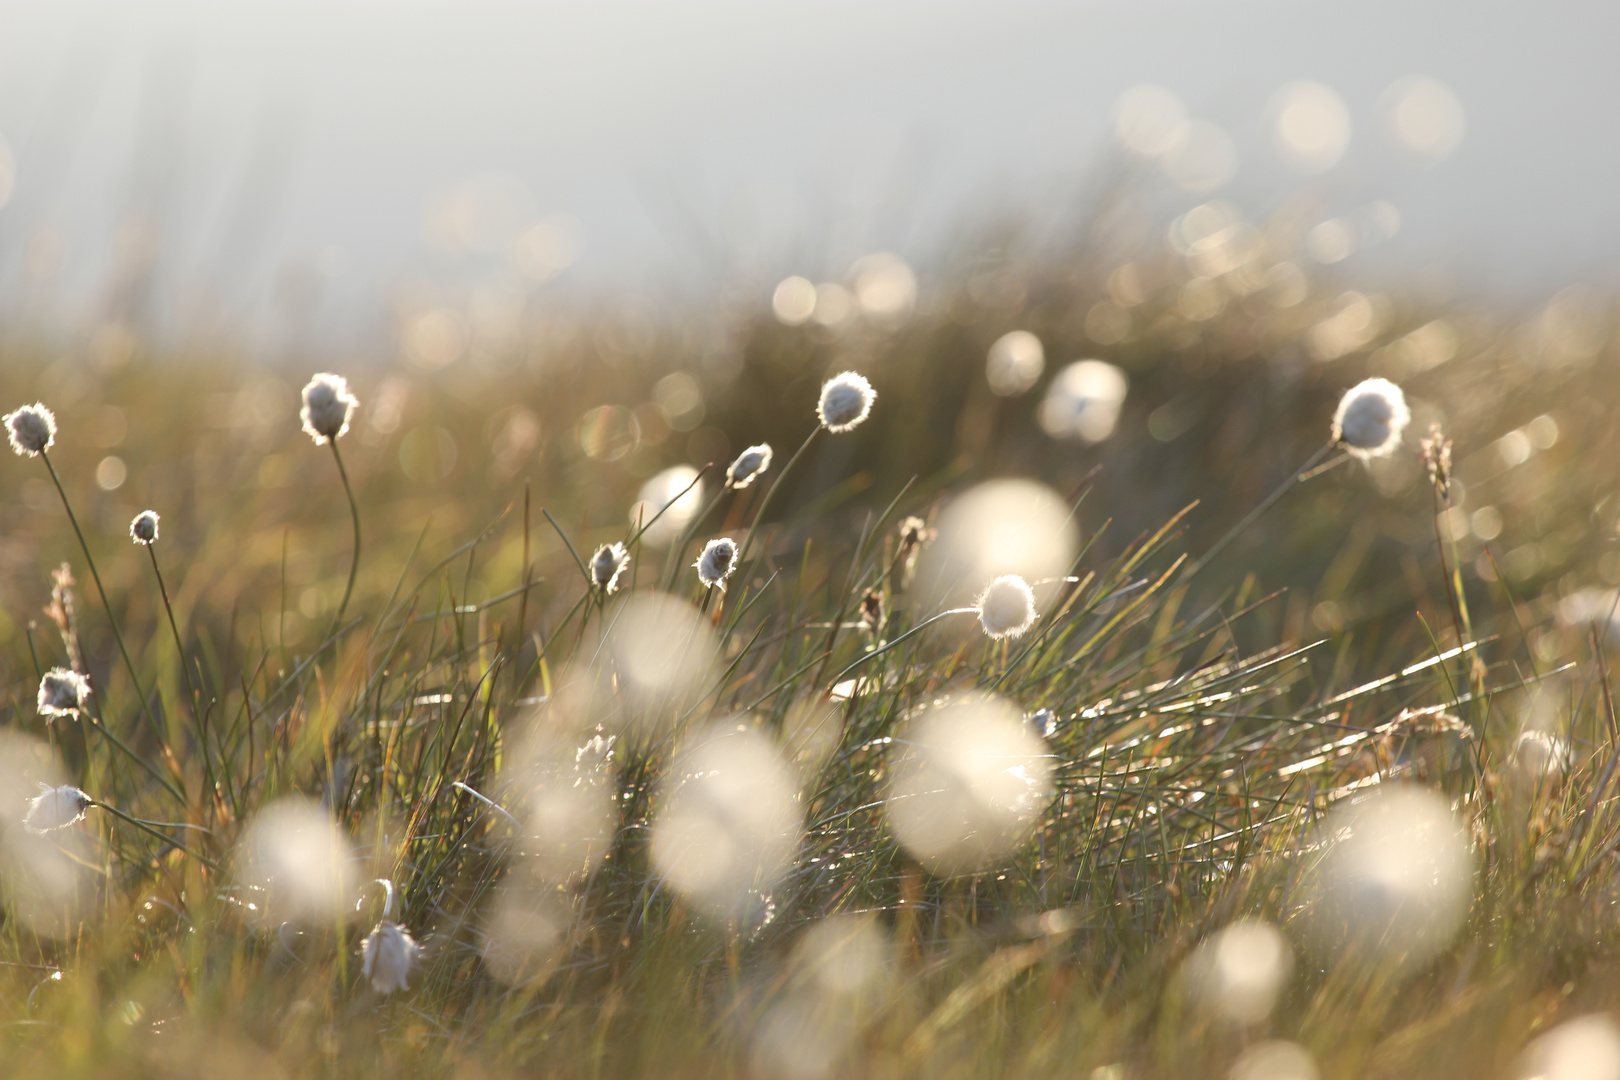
[147,545,212,798]
[91,801,219,871]
[40,451,186,805]
[735,426,821,577]
[328,439,362,636]
[1179,441,1339,585]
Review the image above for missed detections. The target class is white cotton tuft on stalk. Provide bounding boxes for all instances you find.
[36,668,89,720]
[694,537,739,591]
[300,373,359,445]
[24,784,91,834]
[817,372,875,433]
[589,542,631,595]
[362,919,420,994]
[977,575,1038,640]
[129,510,160,545]
[726,443,773,489]
[1331,377,1409,460]
[4,402,55,457]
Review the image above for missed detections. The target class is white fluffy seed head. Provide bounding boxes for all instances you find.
[694,537,739,591]
[129,510,160,545]
[726,443,774,489]
[5,403,56,457]
[300,373,359,444]
[817,372,876,433]
[36,668,89,719]
[25,783,91,833]
[977,575,1038,640]
[1331,377,1410,460]
[361,919,420,994]
[590,542,631,594]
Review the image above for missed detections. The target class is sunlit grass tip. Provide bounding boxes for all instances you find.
[817,371,876,433]
[1331,377,1410,460]
[977,574,1038,639]
[725,443,774,489]
[36,667,90,719]
[300,372,359,445]
[4,401,56,457]
[129,509,160,545]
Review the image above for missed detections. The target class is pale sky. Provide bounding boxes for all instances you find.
[0,0,1616,346]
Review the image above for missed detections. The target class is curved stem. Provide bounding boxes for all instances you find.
[328,440,363,636]
[826,607,977,690]
[147,546,212,799]
[91,801,218,870]
[39,451,186,805]
[735,426,821,575]
[1178,441,1339,586]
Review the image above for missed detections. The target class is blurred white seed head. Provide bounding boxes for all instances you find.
[977,575,1038,639]
[694,537,739,591]
[589,542,631,594]
[300,372,359,445]
[129,510,160,545]
[480,888,569,986]
[629,464,703,547]
[4,402,56,457]
[1229,1040,1320,1080]
[1186,919,1293,1025]
[361,920,420,994]
[726,443,773,489]
[36,668,89,720]
[1515,728,1572,780]
[24,784,91,834]
[1304,787,1472,966]
[986,330,1046,397]
[914,480,1077,616]
[1516,1014,1620,1080]
[651,726,802,919]
[234,798,358,927]
[752,915,893,1080]
[1331,377,1410,460]
[897,516,934,563]
[817,372,875,433]
[885,694,1054,874]
[603,593,717,718]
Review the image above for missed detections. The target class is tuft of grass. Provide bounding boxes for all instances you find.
[0,239,1615,1079]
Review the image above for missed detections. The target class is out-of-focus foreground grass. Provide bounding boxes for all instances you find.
[1,209,1619,1080]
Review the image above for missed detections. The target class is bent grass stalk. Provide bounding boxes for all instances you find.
[39,450,188,804]
[329,439,363,636]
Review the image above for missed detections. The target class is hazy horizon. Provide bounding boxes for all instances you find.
[1,0,1617,353]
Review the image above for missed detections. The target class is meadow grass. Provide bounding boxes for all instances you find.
[0,255,1615,1080]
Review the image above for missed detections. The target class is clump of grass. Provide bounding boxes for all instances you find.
[0,274,1613,1080]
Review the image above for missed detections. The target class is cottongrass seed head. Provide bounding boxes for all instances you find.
[4,402,56,457]
[1332,377,1410,460]
[300,372,359,444]
[817,371,876,433]
[694,537,739,591]
[725,443,773,489]
[978,575,1038,640]
[362,919,420,994]
[26,783,92,833]
[37,667,90,719]
[129,510,160,545]
[590,542,631,594]
[898,515,934,562]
